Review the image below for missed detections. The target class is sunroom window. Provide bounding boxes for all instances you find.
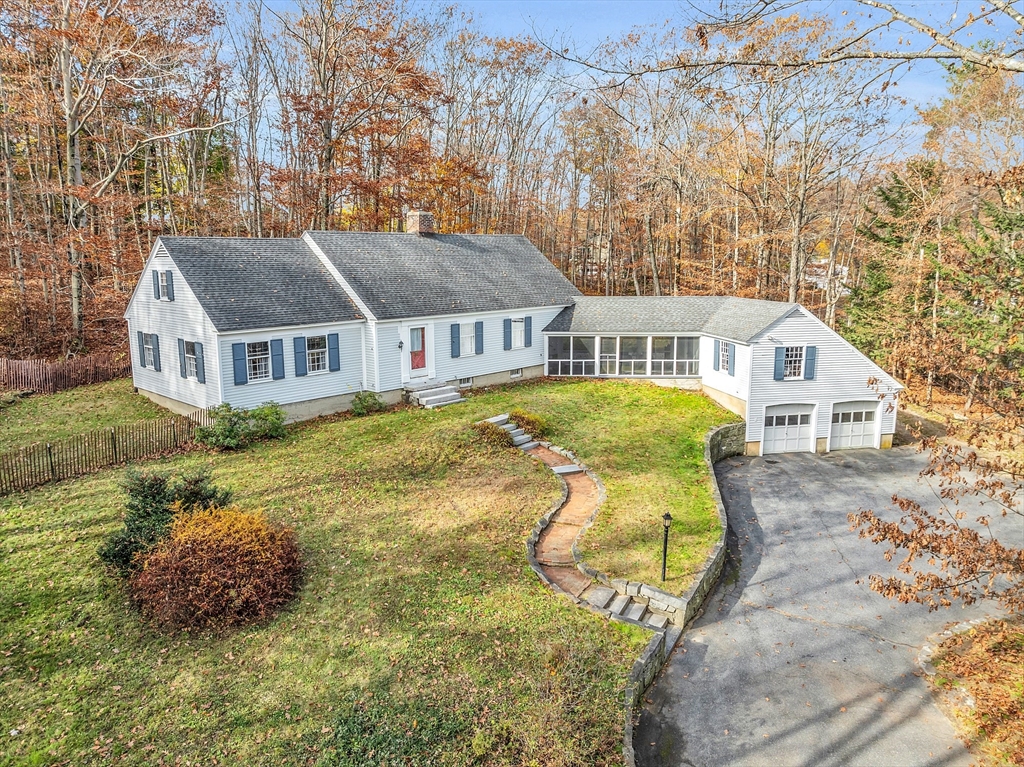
[547,336,595,376]
[618,337,647,376]
[650,336,700,376]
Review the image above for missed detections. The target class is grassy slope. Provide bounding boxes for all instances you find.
[0,379,168,451]
[0,380,729,766]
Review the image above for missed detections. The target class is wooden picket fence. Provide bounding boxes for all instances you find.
[0,353,131,394]
[0,410,214,495]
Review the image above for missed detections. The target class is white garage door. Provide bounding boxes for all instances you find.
[830,401,879,450]
[763,404,814,454]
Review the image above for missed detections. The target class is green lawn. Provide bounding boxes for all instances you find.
[0,378,168,452]
[0,380,730,766]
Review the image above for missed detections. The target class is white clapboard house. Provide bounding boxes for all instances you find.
[124,212,902,455]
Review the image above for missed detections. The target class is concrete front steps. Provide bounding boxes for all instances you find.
[482,413,540,450]
[580,583,683,642]
[405,380,465,409]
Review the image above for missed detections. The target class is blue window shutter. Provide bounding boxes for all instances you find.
[165,271,174,301]
[525,316,532,347]
[177,338,187,378]
[293,337,307,376]
[503,318,512,350]
[137,331,146,369]
[327,333,340,372]
[152,271,160,299]
[450,323,460,358]
[151,335,161,372]
[804,346,817,380]
[195,342,206,384]
[270,339,285,380]
[728,343,736,376]
[475,321,483,354]
[774,347,785,380]
[232,343,247,385]
[713,339,720,371]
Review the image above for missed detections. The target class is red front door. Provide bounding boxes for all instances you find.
[410,327,426,373]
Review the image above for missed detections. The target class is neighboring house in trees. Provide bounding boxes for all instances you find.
[124,211,902,455]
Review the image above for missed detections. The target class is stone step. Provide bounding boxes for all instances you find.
[507,428,525,438]
[582,584,616,610]
[666,626,684,649]
[551,464,582,475]
[518,441,540,451]
[404,379,447,393]
[609,594,631,615]
[625,601,647,622]
[414,385,458,399]
[647,613,669,629]
[500,423,517,431]
[418,391,462,407]
[424,397,466,409]
[512,434,532,446]
[485,413,509,426]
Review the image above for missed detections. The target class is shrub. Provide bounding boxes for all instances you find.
[195,402,287,450]
[509,407,548,438]
[350,390,386,417]
[130,506,302,630]
[98,467,232,575]
[471,420,514,448]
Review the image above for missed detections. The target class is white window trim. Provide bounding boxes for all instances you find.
[510,317,526,350]
[509,367,523,379]
[183,341,197,379]
[143,333,155,368]
[158,271,170,300]
[783,345,805,380]
[460,323,476,356]
[306,334,329,374]
[247,341,271,382]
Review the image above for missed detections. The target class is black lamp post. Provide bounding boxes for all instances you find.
[661,511,673,582]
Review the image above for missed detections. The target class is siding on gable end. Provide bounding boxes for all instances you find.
[125,251,221,410]
[217,323,364,410]
[745,311,902,445]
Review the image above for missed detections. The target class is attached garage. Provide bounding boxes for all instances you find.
[830,401,879,450]
[763,404,815,454]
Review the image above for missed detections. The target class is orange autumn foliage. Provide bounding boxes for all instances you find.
[131,506,302,630]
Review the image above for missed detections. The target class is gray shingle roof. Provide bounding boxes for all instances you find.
[543,296,797,343]
[159,237,363,332]
[304,232,581,320]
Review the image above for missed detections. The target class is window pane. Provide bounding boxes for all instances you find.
[307,335,326,351]
[832,412,840,423]
[864,410,875,422]
[676,337,699,360]
[248,341,269,356]
[799,414,810,425]
[852,412,863,423]
[548,336,570,360]
[572,336,595,360]
[787,414,799,426]
[841,412,852,423]
[651,337,674,360]
[765,416,774,427]
[619,337,646,360]
[601,337,617,355]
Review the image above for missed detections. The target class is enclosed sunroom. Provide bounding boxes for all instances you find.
[546,335,699,378]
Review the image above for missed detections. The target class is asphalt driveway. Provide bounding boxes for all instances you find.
[636,447,1019,767]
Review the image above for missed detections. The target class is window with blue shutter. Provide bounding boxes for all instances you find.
[270,339,285,380]
[524,316,532,347]
[137,331,147,369]
[327,333,340,372]
[194,342,206,384]
[232,343,247,385]
[177,338,187,378]
[151,335,161,372]
[713,339,721,371]
[774,347,786,380]
[294,337,307,376]
[503,318,512,350]
[804,346,817,380]
[450,323,460,358]
[475,321,483,354]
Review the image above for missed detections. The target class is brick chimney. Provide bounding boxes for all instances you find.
[406,210,435,235]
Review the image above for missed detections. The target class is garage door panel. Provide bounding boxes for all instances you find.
[831,401,879,449]
[764,404,814,454]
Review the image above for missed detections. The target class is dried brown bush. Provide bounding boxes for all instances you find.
[131,506,302,630]
[471,420,514,448]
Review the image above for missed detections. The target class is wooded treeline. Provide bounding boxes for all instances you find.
[0,0,1019,419]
